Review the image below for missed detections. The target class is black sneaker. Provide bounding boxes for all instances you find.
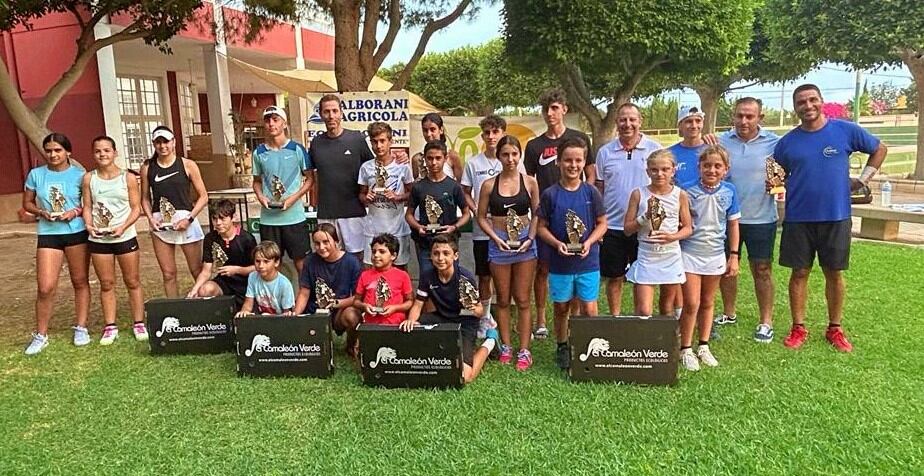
[556,344,570,369]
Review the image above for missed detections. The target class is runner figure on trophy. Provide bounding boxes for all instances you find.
[48,185,67,219]
[268,175,286,209]
[765,155,787,201]
[564,209,586,255]
[423,195,443,234]
[505,208,524,250]
[314,278,337,315]
[372,163,389,195]
[210,241,229,270]
[459,277,480,316]
[159,196,177,231]
[646,195,667,236]
[370,276,391,314]
[92,201,115,236]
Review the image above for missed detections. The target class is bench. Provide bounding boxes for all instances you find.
[851,204,924,240]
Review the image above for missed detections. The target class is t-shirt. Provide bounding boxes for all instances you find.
[595,135,661,230]
[460,153,501,240]
[355,266,413,324]
[524,128,594,192]
[537,182,605,275]
[252,140,311,226]
[407,176,467,249]
[415,265,479,329]
[682,182,741,256]
[719,128,780,224]
[309,129,374,219]
[667,142,707,188]
[24,164,86,235]
[357,159,414,237]
[298,251,362,314]
[774,119,880,222]
[245,272,295,315]
[202,227,257,290]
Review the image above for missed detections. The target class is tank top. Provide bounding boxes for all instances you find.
[488,173,531,216]
[636,185,681,252]
[89,170,137,243]
[146,156,193,211]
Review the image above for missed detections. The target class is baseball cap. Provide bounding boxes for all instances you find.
[262,105,287,122]
[151,128,174,141]
[677,106,705,124]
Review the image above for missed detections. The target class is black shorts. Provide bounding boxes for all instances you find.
[88,237,140,255]
[600,229,638,278]
[731,222,777,262]
[260,221,310,261]
[37,230,89,250]
[472,240,490,277]
[418,313,477,367]
[779,219,851,271]
[213,276,246,309]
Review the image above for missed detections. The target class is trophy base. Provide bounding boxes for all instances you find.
[160,224,175,231]
[370,307,385,315]
[460,309,476,317]
[314,308,331,316]
[505,240,521,250]
[267,202,284,210]
[96,228,114,237]
[49,212,65,219]
[768,186,785,195]
[372,187,387,195]
[565,243,584,255]
[424,225,442,235]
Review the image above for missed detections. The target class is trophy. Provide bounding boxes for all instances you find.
[645,195,666,236]
[211,241,228,269]
[423,195,443,234]
[372,163,389,195]
[92,201,114,236]
[565,209,586,255]
[314,278,337,315]
[47,185,67,219]
[416,154,427,181]
[159,197,177,231]
[370,276,391,315]
[505,208,524,249]
[459,278,480,317]
[765,156,787,200]
[268,175,286,209]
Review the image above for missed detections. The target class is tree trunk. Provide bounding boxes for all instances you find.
[331,1,371,92]
[903,50,924,180]
[0,62,49,152]
[693,83,725,134]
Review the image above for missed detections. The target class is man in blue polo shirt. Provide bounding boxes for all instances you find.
[774,84,887,353]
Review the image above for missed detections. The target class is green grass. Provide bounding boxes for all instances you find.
[1,241,923,475]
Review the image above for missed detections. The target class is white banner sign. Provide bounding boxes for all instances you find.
[305,91,412,147]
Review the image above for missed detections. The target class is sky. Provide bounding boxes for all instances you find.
[380,3,914,111]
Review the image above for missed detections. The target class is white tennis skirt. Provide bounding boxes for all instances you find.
[152,210,204,245]
[682,251,727,276]
[627,245,686,285]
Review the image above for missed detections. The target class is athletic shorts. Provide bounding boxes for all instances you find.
[682,251,727,276]
[318,217,366,254]
[472,239,490,277]
[779,219,851,271]
[37,230,89,250]
[549,271,600,303]
[260,221,310,261]
[364,234,412,266]
[151,210,204,245]
[732,222,777,262]
[600,229,638,278]
[213,276,246,309]
[88,237,140,255]
[418,313,477,366]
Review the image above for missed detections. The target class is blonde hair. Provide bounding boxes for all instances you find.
[646,149,676,166]
[253,240,282,262]
[698,145,730,168]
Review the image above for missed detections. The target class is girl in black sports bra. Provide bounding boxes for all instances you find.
[476,135,540,371]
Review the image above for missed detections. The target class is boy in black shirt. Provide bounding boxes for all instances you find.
[187,199,257,308]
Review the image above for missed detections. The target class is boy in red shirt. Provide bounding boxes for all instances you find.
[354,233,413,324]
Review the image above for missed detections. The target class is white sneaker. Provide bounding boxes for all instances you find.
[99,326,119,346]
[680,348,700,371]
[697,345,719,367]
[25,333,49,355]
[73,326,91,346]
[132,322,149,341]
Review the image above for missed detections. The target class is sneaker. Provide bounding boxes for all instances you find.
[515,349,533,371]
[783,325,808,349]
[825,326,853,352]
[533,326,549,339]
[715,314,737,325]
[99,325,119,346]
[556,344,570,369]
[132,322,149,341]
[696,345,719,367]
[680,348,700,371]
[73,326,91,347]
[24,333,49,355]
[754,324,774,343]
[498,344,513,364]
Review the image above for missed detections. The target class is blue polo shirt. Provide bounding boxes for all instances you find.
[719,128,780,225]
[774,119,879,222]
[668,142,706,188]
[252,140,312,226]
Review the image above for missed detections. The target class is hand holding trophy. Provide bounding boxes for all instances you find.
[211,241,228,271]
[564,209,586,255]
[159,196,177,231]
[268,175,286,209]
[314,278,337,315]
[423,195,444,234]
[372,163,389,195]
[645,195,666,236]
[48,186,67,219]
[459,277,480,316]
[504,209,524,250]
[370,276,391,315]
[92,201,114,236]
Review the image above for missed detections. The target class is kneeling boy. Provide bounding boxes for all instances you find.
[188,199,257,308]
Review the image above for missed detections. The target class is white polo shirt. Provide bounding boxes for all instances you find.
[594,134,662,230]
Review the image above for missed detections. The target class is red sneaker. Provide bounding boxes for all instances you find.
[783,325,808,349]
[825,327,853,352]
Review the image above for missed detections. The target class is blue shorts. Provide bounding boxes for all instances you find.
[549,271,600,303]
[733,222,777,262]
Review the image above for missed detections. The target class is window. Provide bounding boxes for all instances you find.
[178,82,198,153]
[117,76,165,170]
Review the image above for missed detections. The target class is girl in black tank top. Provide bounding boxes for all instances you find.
[488,173,531,216]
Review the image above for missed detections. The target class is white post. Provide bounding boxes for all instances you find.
[94,21,127,168]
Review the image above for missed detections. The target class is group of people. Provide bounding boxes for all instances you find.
[24,84,886,381]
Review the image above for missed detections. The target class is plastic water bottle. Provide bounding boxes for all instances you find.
[880,180,892,207]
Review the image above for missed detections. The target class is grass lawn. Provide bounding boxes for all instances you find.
[1,239,922,474]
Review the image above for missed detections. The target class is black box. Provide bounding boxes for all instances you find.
[235,314,333,378]
[569,315,679,386]
[358,323,463,389]
[146,296,236,354]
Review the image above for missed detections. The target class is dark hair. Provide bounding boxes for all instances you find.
[313,222,340,243]
[792,84,822,102]
[479,114,507,131]
[318,93,342,110]
[370,233,399,255]
[210,199,236,219]
[367,121,393,139]
[539,88,568,111]
[43,133,73,153]
[91,135,117,149]
[556,135,588,162]
[421,112,447,143]
[423,140,447,157]
[734,97,763,112]
[616,102,641,116]
[430,233,459,253]
[495,135,522,157]
[253,241,282,262]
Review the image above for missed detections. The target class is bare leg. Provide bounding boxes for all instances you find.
[92,253,118,325]
[511,259,536,351]
[680,273,702,348]
[607,277,625,315]
[63,243,91,328]
[490,263,513,347]
[697,275,722,343]
[180,241,204,281]
[752,260,774,326]
[788,267,811,326]
[463,346,491,383]
[335,307,362,355]
[117,250,144,323]
[821,267,845,325]
[719,273,738,317]
[658,284,680,316]
[34,248,65,335]
[534,261,549,327]
[553,301,571,343]
[197,281,224,297]
[633,283,655,316]
[151,234,179,297]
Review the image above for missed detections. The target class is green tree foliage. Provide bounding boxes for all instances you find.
[869,82,904,109]
[902,81,918,113]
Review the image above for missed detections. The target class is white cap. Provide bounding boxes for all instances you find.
[677,106,705,124]
[262,105,287,122]
[151,129,174,141]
